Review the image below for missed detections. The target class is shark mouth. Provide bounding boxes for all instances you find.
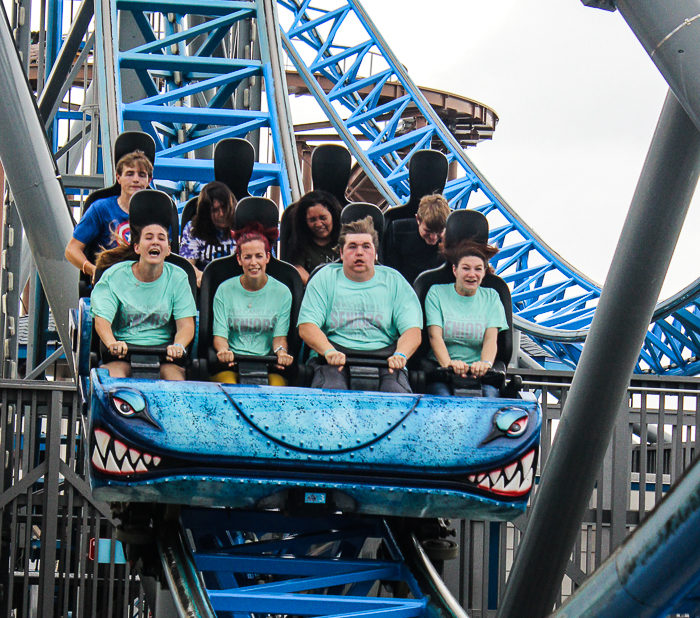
[467,449,536,497]
[91,428,162,476]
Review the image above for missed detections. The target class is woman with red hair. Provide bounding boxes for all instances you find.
[211,223,293,384]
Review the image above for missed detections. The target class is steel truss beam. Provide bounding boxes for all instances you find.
[96,0,302,203]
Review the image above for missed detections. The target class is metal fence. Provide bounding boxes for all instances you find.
[443,368,700,617]
[1,371,699,617]
[0,381,149,618]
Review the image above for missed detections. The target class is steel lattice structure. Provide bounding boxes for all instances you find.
[94,0,300,205]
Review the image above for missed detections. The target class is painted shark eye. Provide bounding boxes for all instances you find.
[111,389,146,418]
[490,408,530,440]
[113,397,135,416]
[504,415,528,437]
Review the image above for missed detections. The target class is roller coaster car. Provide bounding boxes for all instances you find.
[77,199,540,523]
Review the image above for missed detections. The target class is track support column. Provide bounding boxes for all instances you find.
[497,90,700,618]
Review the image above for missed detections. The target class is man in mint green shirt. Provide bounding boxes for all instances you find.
[298,216,422,392]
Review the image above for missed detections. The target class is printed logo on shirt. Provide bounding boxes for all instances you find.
[444,318,486,342]
[118,307,170,331]
[328,302,386,334]
[228,314,277,348]
[112,221,131,245]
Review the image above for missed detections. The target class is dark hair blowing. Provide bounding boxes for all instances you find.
[288,190,342,263]
[441,239,498,272]
[95,223,169,270]
[191,181,236,245]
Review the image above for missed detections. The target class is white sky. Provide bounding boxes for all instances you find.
[359,0,698,299]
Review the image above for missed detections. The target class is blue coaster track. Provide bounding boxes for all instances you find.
[92,0,700,375]
[275,0,700,376]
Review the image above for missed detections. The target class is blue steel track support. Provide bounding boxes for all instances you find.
[174,508,466,618]
[277,0,700,377]
[94,0,302,203]
[496,90,700,618]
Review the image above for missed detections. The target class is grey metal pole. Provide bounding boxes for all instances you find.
[37,0,93,124]
[496,90,700,618]
[0,2,77,379]
[615,0,700,135]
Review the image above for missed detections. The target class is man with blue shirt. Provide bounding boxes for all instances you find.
[65,151,152,279]
[298,216,422,392]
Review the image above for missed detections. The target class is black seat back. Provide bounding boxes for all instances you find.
[214,138,254,201]
[340,202,385,247]
[443,209,489,245]
[198,197,304,374]
[383,150,448,229]
[234,196,279,231]
[311,144,351,206]
[179,196,199,240]
[82,131,157,215]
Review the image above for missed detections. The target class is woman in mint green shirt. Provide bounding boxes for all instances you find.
[425,240,508,397]
[212,223,293,385]
[91,207,197,380]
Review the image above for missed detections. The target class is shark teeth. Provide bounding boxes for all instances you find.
[91,429,162,476]
[468,449,537,498]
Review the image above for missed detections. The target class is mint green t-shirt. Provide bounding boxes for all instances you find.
[212,275,292,356]
[298,264,422,351]
[425,284,508,364]
[90,261,197,346]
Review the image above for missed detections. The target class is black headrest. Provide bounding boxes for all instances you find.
[444,209,489,246]
[340,202,384,246]
[312,144,351,206]
[214,138,254,201]
[114,131,156,166]
[83,132,156,214]
[409,150,448,202]
[234,197,279,230]
[130,190,173,231]
[383,150,448,226]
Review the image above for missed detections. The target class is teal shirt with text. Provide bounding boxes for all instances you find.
[91,261,196,346]
[425,284,508,363]
[298,264,422,351]
[212,275,292,356]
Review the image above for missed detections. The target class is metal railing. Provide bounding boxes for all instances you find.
[443,368,700,617]
[0,381,149,618]
[1,372,699,617]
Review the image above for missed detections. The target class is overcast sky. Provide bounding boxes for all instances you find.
[359,0,698,299]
